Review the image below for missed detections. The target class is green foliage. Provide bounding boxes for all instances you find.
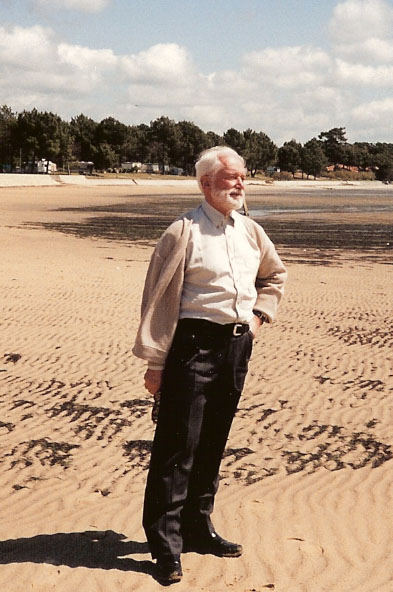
[222,127,277,176]
[96,117,129,166]
[149,116,182,172]
[0,105,16,168]
[318,127,347,166]
[301,138,327,179]
[374,156,393,183]
[351,143,372,169]
[243,129,277,176]
[130,123,150,163]
[57,119,73,169]
[205,131,223,148]
[223,128,245,154]
[11,109,72,171]
[277,139,302,175]
[2,105,393,181]
[94,142,117,171]
[177,120,209,174]
[70,114,98,162]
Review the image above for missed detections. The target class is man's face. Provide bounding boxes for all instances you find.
[203,156,246,215]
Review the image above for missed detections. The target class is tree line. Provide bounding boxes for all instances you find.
[1,105,392,182]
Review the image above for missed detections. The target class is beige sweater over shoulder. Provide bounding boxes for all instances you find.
[132,209,287,368]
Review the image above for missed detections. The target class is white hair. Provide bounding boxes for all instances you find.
[195,146,245,191]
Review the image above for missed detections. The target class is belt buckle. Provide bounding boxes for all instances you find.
[233,323,243,336]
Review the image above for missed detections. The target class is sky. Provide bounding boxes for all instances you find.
[1,0,393,145]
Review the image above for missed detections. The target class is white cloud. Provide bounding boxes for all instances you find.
[0,25,54,69]
[335,37,393,64]
[58,43,117,72]
[243,46,331,86]
[34,0,111,13]
[120,44,195,86]
[240,46,331,92]
[2,14,393,144]
[352,97,393,124]
[330,0,393,63]
[334,59,393,87]
[190,46,337,140]
[330,0,393,44]
[0,24,119,106]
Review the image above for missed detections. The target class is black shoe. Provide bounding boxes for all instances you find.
[183,531,242,557]
[156,554,183,584]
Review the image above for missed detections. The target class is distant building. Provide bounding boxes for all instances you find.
[69,161,94,175]
[37,159,57,174]
[325,164,363,172]
[121,162,142,172]
[266,166,280,174]
[121,162,184,175]
[169,166,184,175]
[142,163,161,173]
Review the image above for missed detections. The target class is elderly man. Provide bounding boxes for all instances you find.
[133,146,287,584]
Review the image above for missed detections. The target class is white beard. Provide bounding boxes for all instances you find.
[210,187,244,213]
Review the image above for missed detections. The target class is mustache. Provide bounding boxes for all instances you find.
[211,188,244,201]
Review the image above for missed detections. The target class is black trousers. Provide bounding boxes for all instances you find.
[142,318,253,559]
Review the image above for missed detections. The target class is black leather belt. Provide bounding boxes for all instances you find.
[178,318,250,338]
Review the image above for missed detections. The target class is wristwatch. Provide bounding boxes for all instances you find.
[252,309,268,324]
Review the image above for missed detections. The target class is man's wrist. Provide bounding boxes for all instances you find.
[147,363,164,372]
[252,309,269,325]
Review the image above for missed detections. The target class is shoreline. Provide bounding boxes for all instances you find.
[1,185,392,258]
[0,172,392,191]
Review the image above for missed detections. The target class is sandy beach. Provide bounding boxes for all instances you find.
[1,180,392,591]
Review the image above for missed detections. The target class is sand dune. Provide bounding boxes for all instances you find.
[0,185,392,591]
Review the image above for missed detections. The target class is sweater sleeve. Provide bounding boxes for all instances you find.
[132,218,189,366]
[139,223,181,316]
[249,220,288,322]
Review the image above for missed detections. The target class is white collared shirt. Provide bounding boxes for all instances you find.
[179,200,261,325]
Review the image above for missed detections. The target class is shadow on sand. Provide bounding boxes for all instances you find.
[0,530,154,576]
[20,191,393,263]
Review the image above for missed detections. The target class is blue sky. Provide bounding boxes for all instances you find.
[0,1,334,67]
[1,0,393,144]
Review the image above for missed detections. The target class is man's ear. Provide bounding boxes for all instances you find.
[201,174,210,190]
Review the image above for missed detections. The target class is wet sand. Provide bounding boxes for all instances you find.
[8,183,393,256]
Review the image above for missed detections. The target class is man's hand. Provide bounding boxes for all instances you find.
[144,369,163,394]
[249,314,263,338]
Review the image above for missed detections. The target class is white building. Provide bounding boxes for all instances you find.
[37,159,57,174]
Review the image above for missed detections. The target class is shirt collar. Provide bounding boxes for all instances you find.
[201,200,236,228]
